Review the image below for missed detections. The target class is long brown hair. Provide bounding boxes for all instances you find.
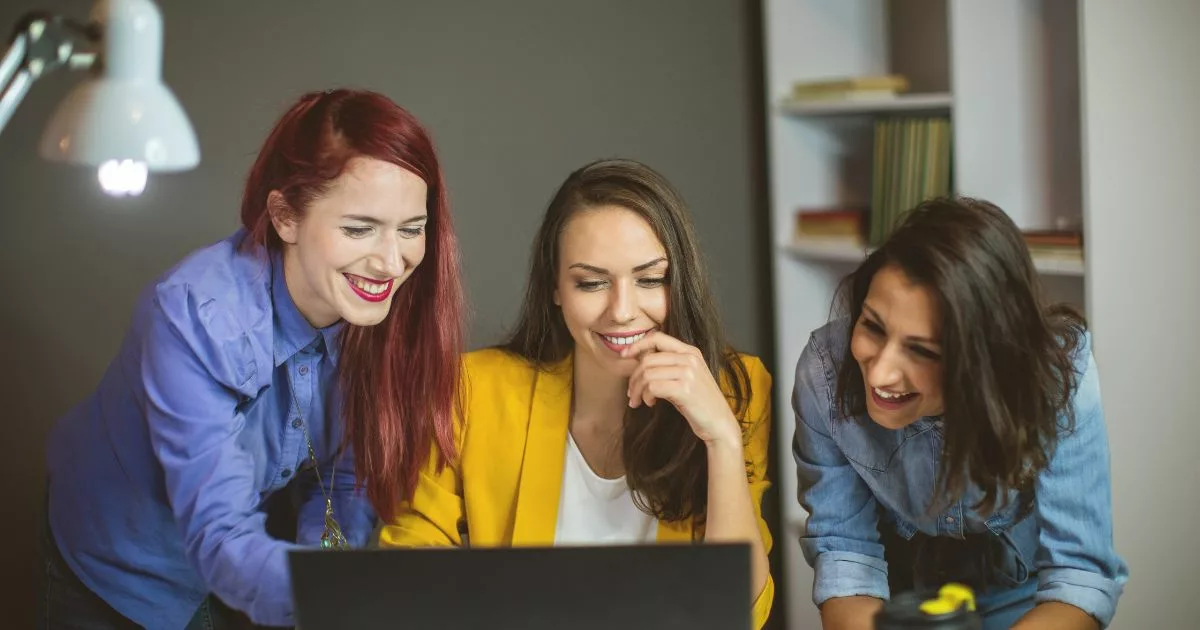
[241,89,464,521]
[501,158,749,524]
[835,197,1085,514]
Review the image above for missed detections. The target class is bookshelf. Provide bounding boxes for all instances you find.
[782,239,1086,277]
[761,2,1084,628]
[779,92,952,117]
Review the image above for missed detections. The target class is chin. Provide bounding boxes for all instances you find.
[339,305,392,327]
[588,345,637,378]
[866,407,919,430]
[608,362,637,379]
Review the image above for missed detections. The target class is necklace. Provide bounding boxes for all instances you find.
[289,382,348,550]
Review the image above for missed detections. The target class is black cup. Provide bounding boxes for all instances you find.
[874,585,982,630]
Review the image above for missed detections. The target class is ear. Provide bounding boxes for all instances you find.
[553,287,561,306]
[268,191,300,245]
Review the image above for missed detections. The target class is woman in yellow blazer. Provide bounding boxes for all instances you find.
[379,158,775,628]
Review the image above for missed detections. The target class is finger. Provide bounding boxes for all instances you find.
[619,331,699,360]
[636,351,694,369]
[629,366,690,408]
[641,377,687,409]
[627,352,693,395]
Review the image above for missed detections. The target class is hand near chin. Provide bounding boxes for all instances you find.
[621,332,740,447]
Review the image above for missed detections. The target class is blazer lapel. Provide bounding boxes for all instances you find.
[656,518,696,543]
[511,356,573,545]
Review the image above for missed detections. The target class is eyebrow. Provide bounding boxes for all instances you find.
[342,214,428,226]
[862,304,940,345]
[568,257,668,275]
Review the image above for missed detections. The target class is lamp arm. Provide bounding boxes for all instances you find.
[0,12,100,135]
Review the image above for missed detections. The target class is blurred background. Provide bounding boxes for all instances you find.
[0,1,1195,628]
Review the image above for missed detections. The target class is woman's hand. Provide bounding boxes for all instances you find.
[621,332,741,447]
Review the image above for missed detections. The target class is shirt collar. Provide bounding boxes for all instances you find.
[270,250,343,366]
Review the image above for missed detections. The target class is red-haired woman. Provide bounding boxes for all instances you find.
[39,89,464,629]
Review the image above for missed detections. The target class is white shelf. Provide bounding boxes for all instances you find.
[779,92,953,117]
[780,239,870,264]
[1027,254,1086,277]
[782,239,1085,277]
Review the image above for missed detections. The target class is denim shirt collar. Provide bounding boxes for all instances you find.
[270,250,343,366]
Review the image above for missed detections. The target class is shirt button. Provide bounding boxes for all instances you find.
[281,468,292,479]
[298,365,309,376]
[945,516,955,524]
[292,418,303,429]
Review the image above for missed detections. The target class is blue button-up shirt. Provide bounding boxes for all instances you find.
[46,229,377,628]
[792,319,1128,627]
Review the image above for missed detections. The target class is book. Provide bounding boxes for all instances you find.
[789,74,910,102]
[868,116,953,245]
[794,208,865,244]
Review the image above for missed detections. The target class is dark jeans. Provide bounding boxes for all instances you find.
[38,484,301,630]
[36,514,270,630]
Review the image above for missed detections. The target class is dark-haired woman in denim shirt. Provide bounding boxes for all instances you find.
[793,197,1127,630]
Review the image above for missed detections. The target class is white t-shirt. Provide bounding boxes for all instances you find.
[553,433,658,545]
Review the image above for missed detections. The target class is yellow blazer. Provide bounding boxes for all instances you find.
[378,347,775,628]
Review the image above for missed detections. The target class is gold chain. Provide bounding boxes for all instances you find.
[288,371,348,550]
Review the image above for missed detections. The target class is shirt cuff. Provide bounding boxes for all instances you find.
[813,551,890,606]
[1036,567,1125,628]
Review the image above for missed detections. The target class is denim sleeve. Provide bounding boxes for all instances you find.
[1032,337,1128,627]
[792,335,889,606]
[143,285,297,627]
[296,442,377,548]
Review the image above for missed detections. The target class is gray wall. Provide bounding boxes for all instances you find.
[1081,1,1200,626]
[0,0,773,624]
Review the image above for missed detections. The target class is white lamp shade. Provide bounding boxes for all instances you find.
[37,0,199,173]
[38,77,199,172]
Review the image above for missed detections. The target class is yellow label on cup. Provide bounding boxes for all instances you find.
[919,583,977,615]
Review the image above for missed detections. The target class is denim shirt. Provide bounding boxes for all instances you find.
[45,229,376,629]
[791,319,1127,627]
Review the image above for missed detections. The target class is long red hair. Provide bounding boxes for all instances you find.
[241,89,463,521]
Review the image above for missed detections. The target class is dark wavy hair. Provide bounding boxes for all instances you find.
[835,196,1086,514]
[501,158,749,525]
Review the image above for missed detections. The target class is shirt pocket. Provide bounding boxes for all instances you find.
[988,516,1037,587]
[833,415,939,473]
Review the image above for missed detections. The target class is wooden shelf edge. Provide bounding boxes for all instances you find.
[778,92,953,117]
[781,240,1084,277]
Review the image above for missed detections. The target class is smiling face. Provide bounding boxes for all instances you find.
[553,205,669,379]
[850,264,946,429]
[272,156,428,328]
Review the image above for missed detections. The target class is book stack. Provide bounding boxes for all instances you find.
[868,116,953,246]
[1022,230,1083,263]
[794,208,866,247]
[788,74,909,102]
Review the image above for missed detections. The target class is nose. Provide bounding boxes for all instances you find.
[371,234,406,278]
[865,341,904,389]
[607,280,635,325]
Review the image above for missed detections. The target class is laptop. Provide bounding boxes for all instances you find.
[289,543,752,630]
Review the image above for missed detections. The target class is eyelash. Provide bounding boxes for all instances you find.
[574,277,667,292]
[912,346,941,361]
[860,317,941,361]
[340,226,426,239]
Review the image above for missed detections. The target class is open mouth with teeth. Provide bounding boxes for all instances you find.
[870,386,918,410]
[596,329,653,353]
[344,273,394,303]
